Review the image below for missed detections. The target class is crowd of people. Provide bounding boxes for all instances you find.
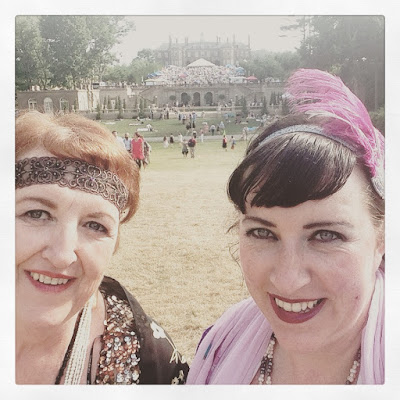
[148,63,244,86]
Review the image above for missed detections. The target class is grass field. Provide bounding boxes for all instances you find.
[106,138,251,364]
[99,112,260,139]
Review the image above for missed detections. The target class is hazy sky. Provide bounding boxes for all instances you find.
[113,16,302,64]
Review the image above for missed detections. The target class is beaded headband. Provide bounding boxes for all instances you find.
[15,157,129,211]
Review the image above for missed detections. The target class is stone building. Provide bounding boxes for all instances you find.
[16,88,101,113]
[154,35,251,67]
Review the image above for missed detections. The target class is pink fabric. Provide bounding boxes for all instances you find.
[131,137,144,160]
[187,269,384,384]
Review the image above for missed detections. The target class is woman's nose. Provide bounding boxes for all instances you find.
[269,242,312,295]
[41,222,78,269]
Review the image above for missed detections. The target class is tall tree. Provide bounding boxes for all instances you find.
[15,16,134,90]
[281,16,384,110]
[15,16,50,90]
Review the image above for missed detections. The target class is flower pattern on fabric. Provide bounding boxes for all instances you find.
[150,321,167,339]
[171,369,186,384]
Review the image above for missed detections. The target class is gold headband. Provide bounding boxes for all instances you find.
[15,157,128,212]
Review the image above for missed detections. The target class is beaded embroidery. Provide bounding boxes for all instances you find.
[15,157,128,212]
[95,291,141,384]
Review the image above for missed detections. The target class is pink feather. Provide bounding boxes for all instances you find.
[286,69,384,182]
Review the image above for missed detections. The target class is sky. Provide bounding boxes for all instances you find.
[113,16,302,64]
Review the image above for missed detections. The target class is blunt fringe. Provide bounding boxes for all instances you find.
[228,115,357,213]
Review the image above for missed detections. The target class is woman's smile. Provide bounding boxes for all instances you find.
[25,270,76,293]
[269,293,326,324]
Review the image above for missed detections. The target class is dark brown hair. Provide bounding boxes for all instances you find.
[228,114,384,228]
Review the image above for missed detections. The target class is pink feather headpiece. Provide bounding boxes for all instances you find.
[285,68,384,199]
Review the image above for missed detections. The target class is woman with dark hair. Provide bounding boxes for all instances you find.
[187,69,384,385]
[15,111,188,384]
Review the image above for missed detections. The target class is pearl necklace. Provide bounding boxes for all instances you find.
[258,333,361,385]
[55,295,95,384]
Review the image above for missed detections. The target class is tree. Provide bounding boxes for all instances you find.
[137,48,155,62]
[16,16,134,90]
[139,98,145,118]
[261,96,268,116]
[281,97,290,115]
[241,96,248,118]
[117,96,123,119]
[15,16,50,90]
[281,16,384,110]
[95,103,101,120]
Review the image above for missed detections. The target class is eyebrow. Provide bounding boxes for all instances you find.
[86,212,118,225]
[303,221,354,230]
[241,216,277,227]
[15,196,57,209]
[242,216,354,230]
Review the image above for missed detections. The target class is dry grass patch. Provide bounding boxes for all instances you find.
[108,141,250,363]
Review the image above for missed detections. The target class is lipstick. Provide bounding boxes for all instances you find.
[269,294,326,324]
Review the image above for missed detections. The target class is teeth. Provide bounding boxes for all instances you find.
[275,297,321,313]
[30,272,69,286]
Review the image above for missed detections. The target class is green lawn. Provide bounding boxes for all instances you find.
[143,139,249,171]
[99,113,261,138]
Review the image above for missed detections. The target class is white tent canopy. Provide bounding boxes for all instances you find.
[186,58,216,68]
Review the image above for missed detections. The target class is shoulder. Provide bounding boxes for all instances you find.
[100,277,189,384]
[187,298,271,384]
[195,297,265,355]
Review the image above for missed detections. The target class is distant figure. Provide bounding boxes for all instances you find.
[163,136,169,148]
[123,132,131,152]
[112,130,125,149]
[143,140,152,167]
[181,139,189,157]
[131,132,145,169]
[200,130,204,143]
[242,126,248,141]
[178,133,183,144]
[169,134,175,145]
[219,121,225,134]
[222,135,228,151]
[187,136,197,158]
[230,135,236,150]
[210,124,216,136]
[146,123,153,132]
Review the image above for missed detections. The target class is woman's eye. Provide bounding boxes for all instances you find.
[313,230,341,242]
[246,228,275,240]
[25,210,50,220]
[85,221,107,233]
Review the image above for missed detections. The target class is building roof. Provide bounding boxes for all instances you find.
[186,58,216,68]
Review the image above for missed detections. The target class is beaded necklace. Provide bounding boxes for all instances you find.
[258,333,361,385]
[54,295,95,384]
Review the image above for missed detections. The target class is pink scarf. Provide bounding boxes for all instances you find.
[187,269,384,384]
